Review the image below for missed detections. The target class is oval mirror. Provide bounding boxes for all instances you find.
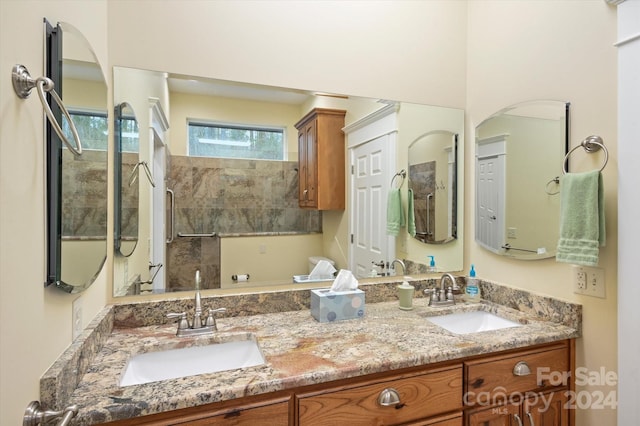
[114,102,140,257]
[408,130,458,244]
[45,20,108,292]
[475,100,569,260]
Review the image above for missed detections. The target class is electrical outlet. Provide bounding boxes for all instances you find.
[72,296,83,340]
[573,265,606,298]
[507,227,517,239]
[259,244,267,254]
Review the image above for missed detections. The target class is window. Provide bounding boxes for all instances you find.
[188,121,285,160]
[62,110,109,151]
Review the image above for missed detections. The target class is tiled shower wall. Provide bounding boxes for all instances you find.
[62,150,108,237]
[409,161,436,243]
[166,155,321,291]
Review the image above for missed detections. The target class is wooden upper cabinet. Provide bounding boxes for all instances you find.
[295,108,346,210]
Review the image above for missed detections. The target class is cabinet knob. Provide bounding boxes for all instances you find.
[377,388,403,408]
[513,360,532,376]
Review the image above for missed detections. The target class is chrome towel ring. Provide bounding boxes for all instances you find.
[11,64,83,156]
[562,135,608,174]
[391,169,406,188]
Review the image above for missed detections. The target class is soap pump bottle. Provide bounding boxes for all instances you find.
[427,256,436,273]
[465,264,481,302]
[397,280,415,310]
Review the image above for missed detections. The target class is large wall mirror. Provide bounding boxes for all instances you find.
[113,67,464,297]
[408,131,458,244]
[45,20,108,292]
[475,100,569,260]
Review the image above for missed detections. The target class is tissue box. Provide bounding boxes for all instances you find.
[310,288,365,322]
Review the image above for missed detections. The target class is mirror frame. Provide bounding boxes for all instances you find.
[44,19,63,288]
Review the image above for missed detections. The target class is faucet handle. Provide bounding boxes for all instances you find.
[205,308,227,330]
[167,312,189,330]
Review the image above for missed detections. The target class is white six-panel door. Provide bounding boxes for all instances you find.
[352,135,390,277]
[476,137,506,254]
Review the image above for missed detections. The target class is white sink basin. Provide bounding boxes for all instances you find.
[427,310,523,334]
[119,338,265,387]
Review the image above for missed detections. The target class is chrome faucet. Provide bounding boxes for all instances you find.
[167,270,226,337]
[424,273,457,307]
[391,259,406,276]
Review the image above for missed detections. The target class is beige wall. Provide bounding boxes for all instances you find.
[0,1,619,425]
[0,1,110,424]
[466,2,618,424]
[107,0,468,109]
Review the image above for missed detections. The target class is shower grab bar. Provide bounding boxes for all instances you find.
[12,64,83,156]
[562,135,608,174]
[426,193,434,237]
[166,189,175,243]
[177,232,217,238]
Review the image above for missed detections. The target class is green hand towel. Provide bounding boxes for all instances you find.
[556,170,605,266]
[386,188,405,236]
[407,189,416,237]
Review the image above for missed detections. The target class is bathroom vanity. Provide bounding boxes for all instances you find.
[40,279,580,425]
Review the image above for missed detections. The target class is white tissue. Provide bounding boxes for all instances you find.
[330,269,359,292]
[309,260,337,279]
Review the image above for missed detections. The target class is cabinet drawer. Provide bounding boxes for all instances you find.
[180,401,289,425]
[298,366,462,426]
[464,344,569,404]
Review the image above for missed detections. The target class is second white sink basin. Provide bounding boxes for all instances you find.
[120,338,265,387]
[427,310,523,334]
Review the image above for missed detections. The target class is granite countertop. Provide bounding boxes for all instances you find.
[63,294,580,425]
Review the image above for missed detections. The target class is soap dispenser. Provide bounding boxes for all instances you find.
[397,280,415,310]
[427,256,437,273]
[465,264,481,302]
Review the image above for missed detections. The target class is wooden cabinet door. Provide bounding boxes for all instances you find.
[295,108,345,210]
[467,403,520,426]
[297,122,315,207]
[523,390,568,426]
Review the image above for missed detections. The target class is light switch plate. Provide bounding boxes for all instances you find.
[573,265,606,298]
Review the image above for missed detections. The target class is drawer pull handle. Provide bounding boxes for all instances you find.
[513,414,524,426]
[526,412,535,426]
[377,388,402,408]
[513,361,532,376]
